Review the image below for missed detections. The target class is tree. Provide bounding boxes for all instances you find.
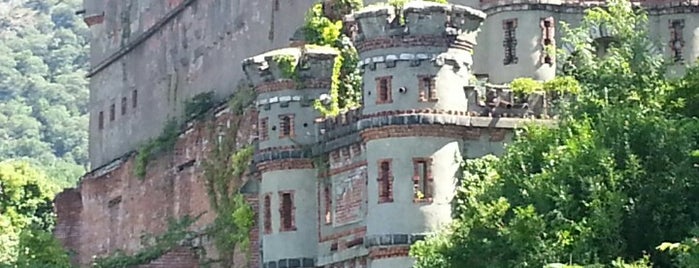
[410,0,699,267]
[0,160,70,267]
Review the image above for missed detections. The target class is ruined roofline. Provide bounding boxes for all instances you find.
[352,1,486,21]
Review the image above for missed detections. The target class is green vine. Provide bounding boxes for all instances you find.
[134,119,179,179]
[272,55,299,80]
[199,86,256,267]
[303,1,363,117]
[184,91,216,121]
[92,215,200,268]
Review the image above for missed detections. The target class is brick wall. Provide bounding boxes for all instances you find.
[54,107,259,267]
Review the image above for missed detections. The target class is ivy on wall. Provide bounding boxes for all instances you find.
[199,85,257,267]
[92,215,200,268]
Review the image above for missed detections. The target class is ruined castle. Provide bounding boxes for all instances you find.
[54,0,699,267]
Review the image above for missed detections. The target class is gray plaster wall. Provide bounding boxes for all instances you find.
[365,136,461,235]
[256,89,326,149]
[85,0,319,168]
[259,168,318,262]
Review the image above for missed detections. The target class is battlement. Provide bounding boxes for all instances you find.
[351,1,486,52]
[465,84,561,119]
[241,46,339,94]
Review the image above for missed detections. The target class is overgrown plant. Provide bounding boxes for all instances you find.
[184,91,216,121]
[272,55,299,80]
[134,119,179,179]
[92,215,199,268]
[303,1,362,116]
[199,86,256,267]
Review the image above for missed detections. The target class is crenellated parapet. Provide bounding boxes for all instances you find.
[242,46,338,95]
[465,83,567,119]
[350,1,486,53]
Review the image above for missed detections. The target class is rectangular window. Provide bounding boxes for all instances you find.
[324,184,332,225]
[264,194,272,234]
[109,103,115,121]
[541,17,555,65]
[375,76,392,104]
[413,158,434,202]
[503,19,518,65]
[121,97,127,115]
[669,19,685,62]
[98,111,104,130]
[278,114,294,138]
[279,191,296,231]
[377,159,393,203]
[274,0,280,11]
[132,90,138,108]
[418,75,437,102]
[259,117,269,141]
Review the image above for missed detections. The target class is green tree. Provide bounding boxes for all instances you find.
[411,0,699,267]
[0,160,70,267]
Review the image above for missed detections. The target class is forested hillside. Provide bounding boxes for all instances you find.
[0,0,89,187]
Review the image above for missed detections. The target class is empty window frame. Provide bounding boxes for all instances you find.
[121,97,127,115]
[109,103,115,121]
[377,159,393,203]
[259,117,269,141]
[413,158,434,202]
[375,76,393,104]
[279,191,296,231]
[264,194,272,234]
[278,114,294,138]
[669,19,685,62]
[503,19,518,65]
[540,17,555,65]
[132,90,138,108]
[418,75,437,102]
[98,111,104,130]
[324,184,332,225]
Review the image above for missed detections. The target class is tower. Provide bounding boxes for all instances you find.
[351,2,486,267]
[242,46,339,268]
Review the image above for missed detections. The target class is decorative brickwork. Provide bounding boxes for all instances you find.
[361,125,482,142]
[253,79,332,94]
[375,76,393,104]
[256,159,314,173]
[541,17,555,65]
[669,19,685,62]
[319,226,367,242]
[503,19,518,65]
[412,157,434,203]
[377,159,393,203]
[354,36,454,53]
[417,75,438,102]
[279,190,297,232]
[368,246,411,260]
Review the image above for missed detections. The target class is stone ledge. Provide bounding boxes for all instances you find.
[263,257,315,268]
[364,233,427,248]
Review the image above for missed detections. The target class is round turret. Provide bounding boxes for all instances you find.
[242,46,339,268]
[351,1,486,116]
[350,2,487,267]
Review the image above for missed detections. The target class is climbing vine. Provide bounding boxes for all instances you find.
[134,119,179,179]
[303,1,362,117]
[92,215,200,268]
[199,85,257,267]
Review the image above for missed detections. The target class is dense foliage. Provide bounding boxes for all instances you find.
[0,160,71,267]
[0,0,90,187]
[411,0,699,267]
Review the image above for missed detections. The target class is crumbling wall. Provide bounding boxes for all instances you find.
[55,107,259,267]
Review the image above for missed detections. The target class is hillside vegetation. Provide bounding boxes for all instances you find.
[0,0,90,188]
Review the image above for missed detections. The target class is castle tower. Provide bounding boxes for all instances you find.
[351,2,486,267]
[242,46,339,268]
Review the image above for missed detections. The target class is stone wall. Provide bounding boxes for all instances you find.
[54,105,259,267]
